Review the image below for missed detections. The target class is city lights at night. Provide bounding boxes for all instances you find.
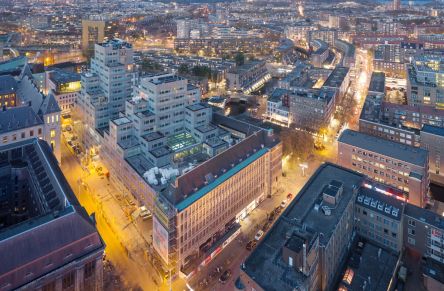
[0,0,444,291]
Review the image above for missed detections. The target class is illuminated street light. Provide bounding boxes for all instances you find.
[299,163,308,177]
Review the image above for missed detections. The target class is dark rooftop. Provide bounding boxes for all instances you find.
[0,138,104,289]
[368,72,385,94]
[0,106,43,134]
[339,129,428,167]
[0,75,17,95]
[323,66,349,89]
[339,242,398,291]
[421,124,444,137]
[48,69,80,86]
[242,163,365,291]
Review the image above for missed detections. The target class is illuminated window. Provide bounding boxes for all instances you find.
[51,115,55,123]
[2,136,7,143]
[50,130,56,138]
[47,116,50,123]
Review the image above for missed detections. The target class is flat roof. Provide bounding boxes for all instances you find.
[368,72,385,94]
[111,117,131,126]
[175,147,268,211]
[421,124,444,137]
[186,103,209,112]
[340,242,398,291]
[49,69,80,85]
[323,66,349,88]
[404,203,444,229]
[243,163,365,290]
[339,129,428,167]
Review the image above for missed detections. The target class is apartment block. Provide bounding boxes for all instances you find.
[241,163,365,291]
[406,55,444,109]
[420,125,444,184]
[0,138,104,291]
[241,163,444,291]
[226,60,270,94]
[154,129,282,275]
[76,39,136,148]
[46,69,81,114]
[338,129,429,208]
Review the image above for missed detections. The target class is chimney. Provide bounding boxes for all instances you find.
[28,101,32,107]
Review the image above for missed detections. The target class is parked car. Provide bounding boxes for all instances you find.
[254,230,264,241]
[268,212,275,222]
[139,206,152,220]
[246,240,257,251]
[219,270,232,284]
[287,193,293,200]
[280,200,287,208]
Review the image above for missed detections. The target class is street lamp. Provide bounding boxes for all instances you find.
[299,163,308,177]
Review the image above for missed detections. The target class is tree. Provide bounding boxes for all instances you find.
[235,52,245,66]
[178,64,189,75]
[279,128,314,162]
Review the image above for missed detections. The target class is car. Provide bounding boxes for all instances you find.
[219,270,232,284]
[254,230,264,241]
[287,193,293,200]
[246,240,257,251]
[280,200,287,208]
[139,206,152,220]
[268,212,275,222]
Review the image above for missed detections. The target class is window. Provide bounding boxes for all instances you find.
[50,130,56,138]
[62,271,75,289]
[408,219,416,227]
[84,261,96,278]
[408,237,415,245]
[408,228,415,236]
[2,136,7,144]
[30,130,34,137]
[42,281,56,291]
[38,128,42,135]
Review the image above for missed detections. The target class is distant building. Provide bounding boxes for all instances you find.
[406,55,444,109]
[420,125,444,183]
[47,69,81,114]
[226,61,270,94]
[0,75,17,108]
[310,39,329,68]
[334,39,356,68]
[0,70,61,163]
[367,72,386,96]
[308,29,338,46]
[81,19,105,57]
[289,87,337,131]
[265,88,292,126]
[393,0,401,10]
[76,39,136,150]
[0,138,104,290]
[338,129,429,208]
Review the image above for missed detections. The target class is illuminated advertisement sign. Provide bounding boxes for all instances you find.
[153,216,169,265]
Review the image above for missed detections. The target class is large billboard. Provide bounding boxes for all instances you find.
[153,216,169,265]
